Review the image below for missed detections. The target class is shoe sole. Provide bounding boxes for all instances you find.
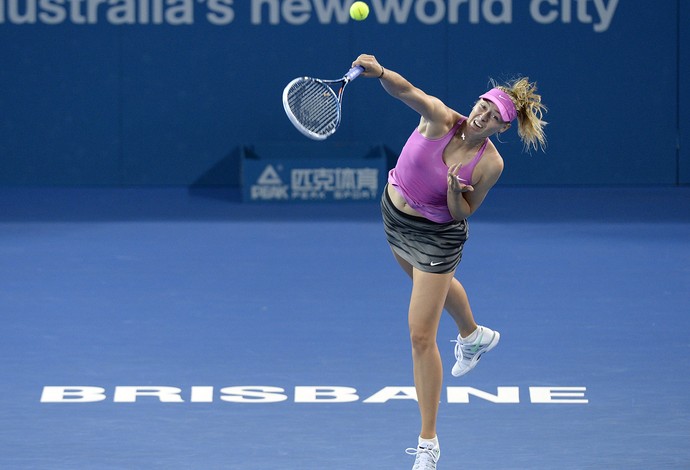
[451,330,500,377]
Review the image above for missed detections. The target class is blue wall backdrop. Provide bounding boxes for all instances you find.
[681,0,689,185]
[0,0,686,186]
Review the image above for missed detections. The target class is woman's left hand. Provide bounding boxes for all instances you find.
[447,163,474,193]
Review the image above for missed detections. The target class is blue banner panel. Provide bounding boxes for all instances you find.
[241,144,387,202]
[0,0,684,186]
[681,0,689,185]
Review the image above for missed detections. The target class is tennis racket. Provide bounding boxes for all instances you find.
[282,65,364,140]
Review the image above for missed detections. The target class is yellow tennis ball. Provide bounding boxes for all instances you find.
[350,1,369,21]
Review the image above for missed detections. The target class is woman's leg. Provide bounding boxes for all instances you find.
[392,251,478,338]
[391,247,455,440]
[392,252,448,437]
[443,278,479,338]
[391,250,486,437]
[408,267,453,439]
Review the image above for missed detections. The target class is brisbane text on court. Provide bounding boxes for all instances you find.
[41,385,589,404]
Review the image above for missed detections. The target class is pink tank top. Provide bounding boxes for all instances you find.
[388,119,488,223]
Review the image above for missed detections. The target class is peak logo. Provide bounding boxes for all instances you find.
[245,159,380,202]
[250,165,289,200]
[40,385,589,404]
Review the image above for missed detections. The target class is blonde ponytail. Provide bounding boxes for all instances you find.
[495,77,548,152]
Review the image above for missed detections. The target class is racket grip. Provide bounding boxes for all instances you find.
[345,65,365,81]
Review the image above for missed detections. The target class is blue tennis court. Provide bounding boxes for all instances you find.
[1,186,688,469]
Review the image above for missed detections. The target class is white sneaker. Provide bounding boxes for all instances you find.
[405,442,440,470]
[451,325,500,377]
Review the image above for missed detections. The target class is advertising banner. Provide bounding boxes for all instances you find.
[241,144,387,202]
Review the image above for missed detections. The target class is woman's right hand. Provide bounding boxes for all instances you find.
[352,54,385,79]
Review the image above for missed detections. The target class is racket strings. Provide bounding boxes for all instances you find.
[286,80,340,136]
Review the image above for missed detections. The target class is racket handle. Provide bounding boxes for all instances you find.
[345,65,365,81]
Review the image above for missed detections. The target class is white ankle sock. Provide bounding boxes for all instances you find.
[419,435,439,448]
[461,327,479,342]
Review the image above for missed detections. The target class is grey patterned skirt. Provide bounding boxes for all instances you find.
[381,186,468,274]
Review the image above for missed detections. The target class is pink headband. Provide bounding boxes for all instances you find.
[479,88,517,122]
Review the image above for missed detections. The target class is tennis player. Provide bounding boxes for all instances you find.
[352,54,547,469]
